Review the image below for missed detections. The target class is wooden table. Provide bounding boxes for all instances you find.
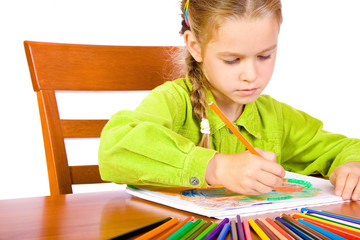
[0,190,359,240]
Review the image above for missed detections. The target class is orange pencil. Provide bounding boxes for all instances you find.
[265,218,295,240]
[155,216,194,240]
[260,218,289,240]
[135,217,179,240]
[208,102,260,156]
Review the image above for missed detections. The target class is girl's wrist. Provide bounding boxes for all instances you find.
[205,153,221,186]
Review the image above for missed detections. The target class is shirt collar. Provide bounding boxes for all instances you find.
[206,89,262,139]
[183,77,263,139]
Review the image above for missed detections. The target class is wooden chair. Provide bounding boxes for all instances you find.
[24,41,181,195]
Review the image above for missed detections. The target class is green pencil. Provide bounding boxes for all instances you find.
[193,222,218,240]
[180,219,205,240]
[188,221,212,240]
[167,221,194,240]
[173,219,203,240]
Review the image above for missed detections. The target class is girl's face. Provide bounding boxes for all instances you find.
[202,16,280,114]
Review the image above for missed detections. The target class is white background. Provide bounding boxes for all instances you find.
[1,0,360,199]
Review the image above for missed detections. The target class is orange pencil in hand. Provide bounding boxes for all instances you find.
[208,102,261,156]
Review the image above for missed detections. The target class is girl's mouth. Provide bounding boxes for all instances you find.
[236,88,258,96]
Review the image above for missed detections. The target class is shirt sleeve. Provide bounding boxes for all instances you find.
[279,101,360,177]
[98,82,216,187]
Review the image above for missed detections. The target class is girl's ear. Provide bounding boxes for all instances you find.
[184,30,203,62]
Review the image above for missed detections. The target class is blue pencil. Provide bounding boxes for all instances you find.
[275,217,315,240]
[217,223,230,240]
[203,218,229,240]
[297,219,348,240]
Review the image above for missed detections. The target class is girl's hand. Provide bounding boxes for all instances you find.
[329,161,360,201]
[205,148,285,195]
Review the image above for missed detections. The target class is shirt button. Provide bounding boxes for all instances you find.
[190,177,199,186]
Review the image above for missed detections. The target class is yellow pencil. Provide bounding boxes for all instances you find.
[248,219,271,240]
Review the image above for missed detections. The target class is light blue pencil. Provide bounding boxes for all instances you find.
[217,223,230,240]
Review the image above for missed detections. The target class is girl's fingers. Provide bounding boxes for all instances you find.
[351,180,360,201]
[332,172,347,197]
[255,148,277,163]
[342,173,360,200]
[256,170,284,189]
[259,158,285,178]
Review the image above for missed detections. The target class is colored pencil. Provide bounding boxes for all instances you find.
[255,219,280,240]
[266,218,294,240]
[173,219,203,240]
[293,213,360,233]
[249,219,271,240]
[167,221,194,240]
[237,215,246,240]
[217,223,230,240]
[189,221,213,240]
[135,217,179,240]
[231,220,239,240]
[275,217,314,240]
[157,216,195,240]
[261,218,289,240]
[181,219,206,239]
[274,220,302,240]
[243,220,253,240]
[194,222,218,240]
[203,218,229,240]
[322,210,360,221]
[293,215,360,240]
[109,217,172,240]
[281,214,329,240]
[301,212,360,230]
[298,219,348,240]
[208,101,260,156]
[300,208,360,225]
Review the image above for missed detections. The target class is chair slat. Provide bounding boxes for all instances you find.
[69,165,107,184]
[61,120,108,138]
[25,41,181,91]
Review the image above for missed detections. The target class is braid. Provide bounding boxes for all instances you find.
[185,52,211,148]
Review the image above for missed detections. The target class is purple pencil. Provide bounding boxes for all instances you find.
[237,215,246,240]
[203,218,229,240]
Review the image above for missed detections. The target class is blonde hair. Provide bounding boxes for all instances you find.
[179,0,282,148]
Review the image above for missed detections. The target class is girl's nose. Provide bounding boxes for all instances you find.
[240,59,257,82]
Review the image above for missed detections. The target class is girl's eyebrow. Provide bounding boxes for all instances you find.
[218,44,278,57]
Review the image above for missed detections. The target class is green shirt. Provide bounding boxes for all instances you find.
[98,78,360,188]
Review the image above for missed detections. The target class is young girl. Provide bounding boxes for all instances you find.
[99,0,360,201]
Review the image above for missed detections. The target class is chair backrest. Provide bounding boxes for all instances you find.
[24,41,181,195]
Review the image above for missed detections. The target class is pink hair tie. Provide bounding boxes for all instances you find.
[184,0,190,27]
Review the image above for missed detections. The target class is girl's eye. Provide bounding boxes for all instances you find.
[258,54,271,60]
[223,58,240,64]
